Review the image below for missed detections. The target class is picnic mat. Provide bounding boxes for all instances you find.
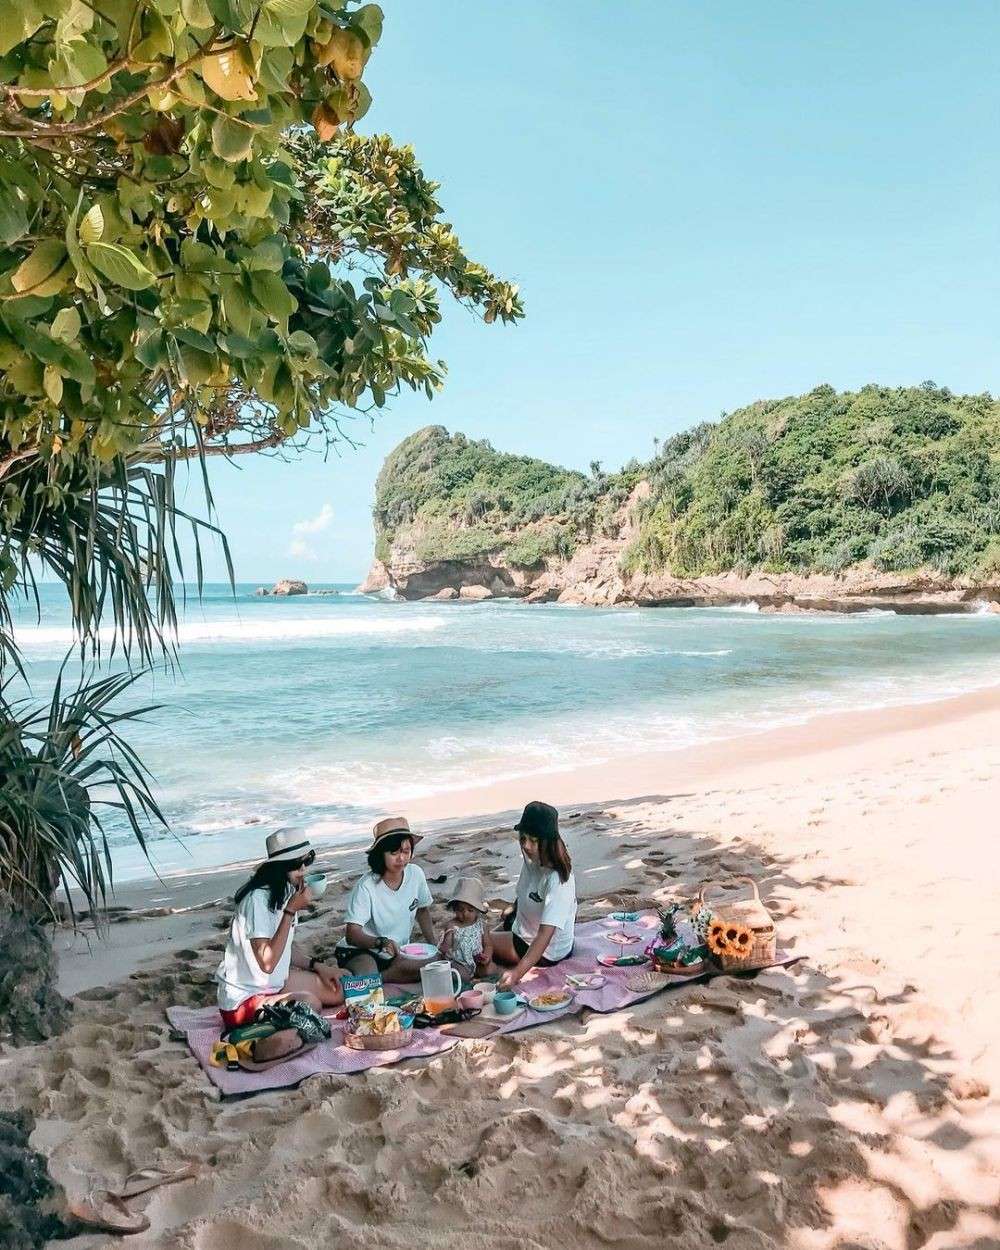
[167,912,801,1096]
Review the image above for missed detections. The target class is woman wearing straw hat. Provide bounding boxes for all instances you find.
[215,828,344,1033]
[335,817,438,982]
[493,801,577,989]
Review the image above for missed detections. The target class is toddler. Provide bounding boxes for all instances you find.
[440,876,493,979]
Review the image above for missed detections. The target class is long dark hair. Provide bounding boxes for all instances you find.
[520,831,572,884]
[367,833,413,877]
[235,852,314,913]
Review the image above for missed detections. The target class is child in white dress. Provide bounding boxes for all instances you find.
[440,877,494,981]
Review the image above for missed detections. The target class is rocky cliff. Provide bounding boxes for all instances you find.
[361,386,1000,614]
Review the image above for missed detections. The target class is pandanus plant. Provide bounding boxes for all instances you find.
[0,666,165,920]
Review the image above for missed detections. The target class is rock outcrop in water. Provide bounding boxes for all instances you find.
[361,386,1000,614]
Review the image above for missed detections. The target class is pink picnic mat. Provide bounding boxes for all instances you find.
[167,912,800,1096]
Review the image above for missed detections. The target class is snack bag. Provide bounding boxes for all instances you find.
[342,973,384,1019]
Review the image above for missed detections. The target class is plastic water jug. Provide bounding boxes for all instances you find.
[419,960,462,1015]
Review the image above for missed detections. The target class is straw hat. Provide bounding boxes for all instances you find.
[370,815,423,850]
[265,827,314,863]
[447,876,488,914]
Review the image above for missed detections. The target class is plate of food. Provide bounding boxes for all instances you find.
[598,953,649,968]
[400,942,438,960]
[565,972,606,990]
[529,989,574,1013]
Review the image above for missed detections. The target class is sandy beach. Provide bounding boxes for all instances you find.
[5,685,999,1249]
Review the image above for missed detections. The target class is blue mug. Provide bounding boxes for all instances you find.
[493,991,519,1016]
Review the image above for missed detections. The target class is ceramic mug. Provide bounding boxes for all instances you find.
[458,989,484,1010]
[305,872,328,899]
[493,991,519,1016]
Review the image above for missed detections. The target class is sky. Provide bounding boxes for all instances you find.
[185,0,1000,583]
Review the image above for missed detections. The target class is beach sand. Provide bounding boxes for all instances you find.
[4,686,999,1248]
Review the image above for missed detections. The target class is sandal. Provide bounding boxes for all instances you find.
[116,1163,199,1200]
[68,1191,151,1236]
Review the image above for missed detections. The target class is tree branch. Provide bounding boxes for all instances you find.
[0,29,221,140]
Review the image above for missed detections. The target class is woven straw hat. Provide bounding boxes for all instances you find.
[447,876,488,914]
[370,815,423,850]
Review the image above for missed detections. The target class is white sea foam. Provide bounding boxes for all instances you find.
[14,614,447,651]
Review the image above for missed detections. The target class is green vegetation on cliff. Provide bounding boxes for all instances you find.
[372,426,596,564]
[374,385,1000,579]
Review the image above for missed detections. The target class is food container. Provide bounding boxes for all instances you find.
[698,877,776,971]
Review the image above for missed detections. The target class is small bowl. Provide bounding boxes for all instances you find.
[493,991,520,1017]
[473,981,496,1004]
[459,989,484,1010]
[305,872,328,899]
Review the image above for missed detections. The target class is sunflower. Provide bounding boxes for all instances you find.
[717,924,753,961]
[707,919,732,958]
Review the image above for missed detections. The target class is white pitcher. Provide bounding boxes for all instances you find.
[419,960,462,1015]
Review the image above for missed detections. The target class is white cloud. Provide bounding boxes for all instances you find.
[288,503,334,561]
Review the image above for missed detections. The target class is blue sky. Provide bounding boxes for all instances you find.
[189,0,1000,583]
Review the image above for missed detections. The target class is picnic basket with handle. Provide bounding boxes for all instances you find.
[698,877,776,971]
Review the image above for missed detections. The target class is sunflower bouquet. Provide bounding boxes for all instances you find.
[705,916,754,963]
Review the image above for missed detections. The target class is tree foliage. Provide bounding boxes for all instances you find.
[0,0,522,654]
[375,386,1000,582]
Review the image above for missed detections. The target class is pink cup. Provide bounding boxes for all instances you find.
[459,989,484,1010]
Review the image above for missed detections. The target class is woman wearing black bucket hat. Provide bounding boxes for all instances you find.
[493,801,577,988]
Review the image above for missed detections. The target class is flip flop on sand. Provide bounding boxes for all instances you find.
[68,1191,151,1236]
[116,1163,199,1200]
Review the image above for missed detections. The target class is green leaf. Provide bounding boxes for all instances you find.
[78,204,105,245]
[51,307,82,343]
[249,270,297,320]
[241,238,285,272]
[180,0,214,27]
[85,243,157,291]
[220,275,260,336]
[253,6,308,47]
[264,0,312,16]
[0,188,28,246]
[134,327,165,368]
[172,326,217,353]
[211,114,255,163]
[43,364,63,405]
[11,241,69,296]
[287,329,317,357]
[351,4,383,45]
[0,4,44,56]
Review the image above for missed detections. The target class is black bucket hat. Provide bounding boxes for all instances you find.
[515,801,559,841]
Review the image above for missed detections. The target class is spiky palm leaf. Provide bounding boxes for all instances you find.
[1,453,232,665]
[0,666,166,921]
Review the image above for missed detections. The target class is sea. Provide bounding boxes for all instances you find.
[9,583,1000,881]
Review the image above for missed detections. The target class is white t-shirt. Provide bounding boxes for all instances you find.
[512,859,576,960]
[216,886,297,1011]
[340,864,434,948]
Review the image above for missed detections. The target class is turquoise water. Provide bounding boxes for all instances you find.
[10,584,1000,879]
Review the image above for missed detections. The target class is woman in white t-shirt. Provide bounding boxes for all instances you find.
[336,816,438,982]
[215,828,344,1033]
[493,801,577,989]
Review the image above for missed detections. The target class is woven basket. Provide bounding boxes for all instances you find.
[344,1027,414,1051]
[698,877,776,971]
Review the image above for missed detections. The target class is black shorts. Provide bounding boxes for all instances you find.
[512,932,573,967]
[335,944,395,972]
